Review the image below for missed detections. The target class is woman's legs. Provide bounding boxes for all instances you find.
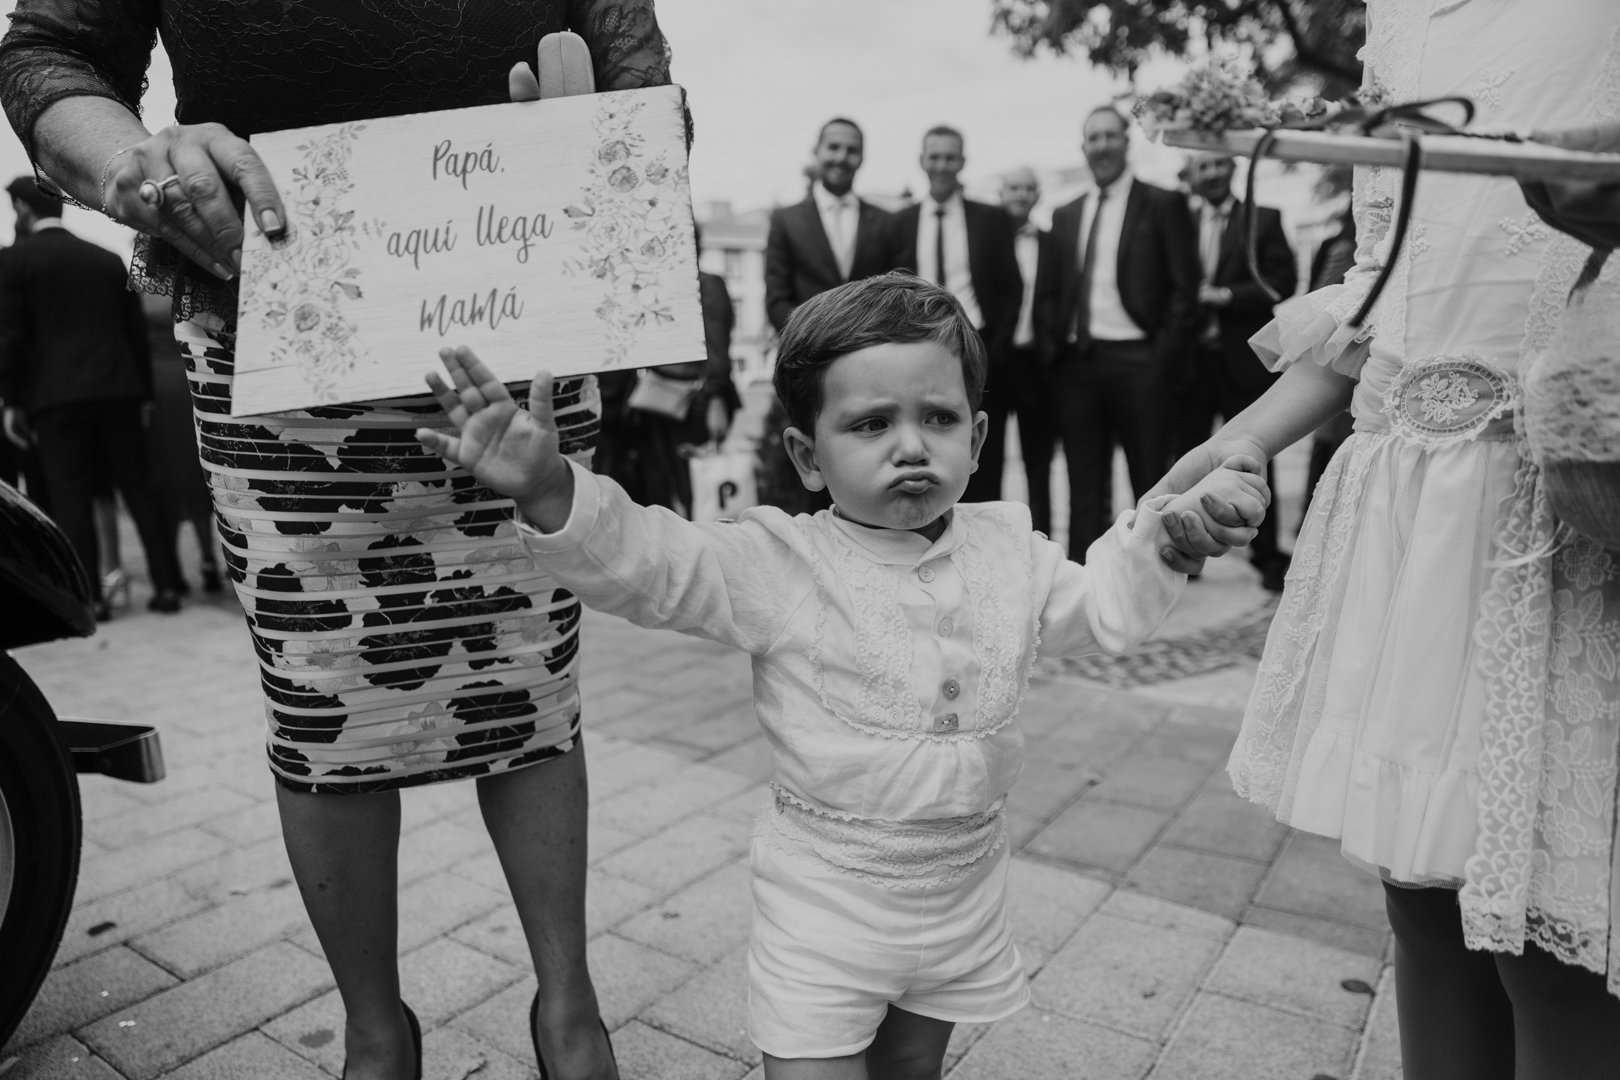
[1382,883,1514,1080]
[477,743,617,1080]
[276,785,417,1080]
[1495,940,1620,1080]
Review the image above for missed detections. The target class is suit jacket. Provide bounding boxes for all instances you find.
[0,227,151,417]
[1207,200,1296,394]
[1033,179,1199,367]
[764,195,900,333]
[892,198,1022,357]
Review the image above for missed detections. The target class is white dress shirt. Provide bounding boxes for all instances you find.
[1012,221,1039,348]
[813,181,859,281]
[915,189,984,329]
[1075,171,1143,342]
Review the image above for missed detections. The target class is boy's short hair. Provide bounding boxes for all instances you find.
[772,272,987,433]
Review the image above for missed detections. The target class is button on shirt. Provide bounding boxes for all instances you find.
[1075,172,1144,342]
[814,180,860,281]
[915,190,984,328]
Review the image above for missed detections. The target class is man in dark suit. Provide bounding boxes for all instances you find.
[764,117,899,334]
[761,118,900,512]
[1034,105,1199,555]
[1000,166,1059,534]
[0,177,183,615]
[893,125,1022,503]
[1174,151,1297,588]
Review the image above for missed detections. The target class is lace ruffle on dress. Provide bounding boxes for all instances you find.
[1231,0,1620,996]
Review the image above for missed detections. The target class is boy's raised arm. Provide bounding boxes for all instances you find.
[415,346,576,532]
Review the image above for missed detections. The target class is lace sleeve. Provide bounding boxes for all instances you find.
[568,0,672,91]
[0,0,159,161]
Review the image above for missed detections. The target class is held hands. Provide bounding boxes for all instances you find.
[1158,455,1271,572]
[414,346,574,530]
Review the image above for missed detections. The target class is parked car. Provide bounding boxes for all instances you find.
[0,479,164,1047]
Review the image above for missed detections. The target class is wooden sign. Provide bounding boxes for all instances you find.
[232,85,700,417]
[1165,127,1620,181]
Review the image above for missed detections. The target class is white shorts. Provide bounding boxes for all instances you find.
[746,815,1030,1060]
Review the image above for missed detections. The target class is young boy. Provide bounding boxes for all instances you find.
[417,273,1267,1080]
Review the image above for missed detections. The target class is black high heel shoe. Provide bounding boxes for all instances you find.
[529,993,616,1080]
[341,1001,421,1080]
[200,563,224,594]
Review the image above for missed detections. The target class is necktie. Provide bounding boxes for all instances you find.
[934,205,947,286]
[827,197,852,279]
[1071,185,1107,345]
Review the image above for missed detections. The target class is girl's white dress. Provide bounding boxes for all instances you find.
[520,461,1182,1056]
[1235,0,1620,995]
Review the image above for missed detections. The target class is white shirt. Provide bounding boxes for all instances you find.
[916,189,984,328]
[1193,195,1232,283]
[1013,222,1039,347]
[1074,172,1143,342]
[813,181,859,281]
[523,462,1182,827]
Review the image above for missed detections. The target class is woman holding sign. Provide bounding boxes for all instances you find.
[0,5,675,1078]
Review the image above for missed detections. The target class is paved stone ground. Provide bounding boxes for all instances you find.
[1,532,1405,1080]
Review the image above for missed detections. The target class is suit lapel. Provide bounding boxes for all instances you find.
[851,201,881,278]
[1115,182,1146,279]
[794,197,841,283]
[1215,200,1246,279]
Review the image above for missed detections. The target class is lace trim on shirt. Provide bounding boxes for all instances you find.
[956,507,1036,734]
[762,784,1007,890]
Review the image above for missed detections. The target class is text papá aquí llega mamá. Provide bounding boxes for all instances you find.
[382,138,561,337]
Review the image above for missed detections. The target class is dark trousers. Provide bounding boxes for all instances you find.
[1171,345,1281,567]
[0,436,48,510]
[965,342,1060,531]
[1383,883,1620,1080]
[31,400,183,600]
[1054,339,1169,556]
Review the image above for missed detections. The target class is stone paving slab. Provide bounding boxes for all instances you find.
[0,537,1411,1079]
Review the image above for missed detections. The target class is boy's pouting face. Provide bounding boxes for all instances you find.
[783,340,987,542]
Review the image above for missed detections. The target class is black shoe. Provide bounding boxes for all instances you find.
[147,589,182,613]
[530,994,616,1080]
[341,1001,421,1080]
[200,564,224,593]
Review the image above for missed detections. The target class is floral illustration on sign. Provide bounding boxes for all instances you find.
[239,122,367,402]
[1414,371,1480,425]
[562,97,692,367]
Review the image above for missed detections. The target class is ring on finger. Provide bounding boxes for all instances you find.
[137,179,166,210]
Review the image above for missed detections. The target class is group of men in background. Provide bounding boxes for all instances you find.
[762,107,1297,590]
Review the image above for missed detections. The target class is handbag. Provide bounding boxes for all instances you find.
[1524,250,1620,547]
[625,367,702,421]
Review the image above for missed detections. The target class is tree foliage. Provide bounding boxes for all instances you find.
[990,1,1366,97]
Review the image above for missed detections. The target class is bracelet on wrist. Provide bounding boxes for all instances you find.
[98,145,137,218]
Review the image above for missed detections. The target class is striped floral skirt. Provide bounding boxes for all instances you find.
[178,315,598,793]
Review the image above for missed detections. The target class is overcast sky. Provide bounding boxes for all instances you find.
[0,0,1200,254]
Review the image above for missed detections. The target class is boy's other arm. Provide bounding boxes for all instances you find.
[1037,502,1186,659]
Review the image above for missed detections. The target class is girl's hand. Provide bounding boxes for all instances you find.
[102,123,287,280]
[416,347,572,518]
[1151,442,1271,559]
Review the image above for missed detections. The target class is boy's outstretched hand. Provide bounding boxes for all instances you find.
[415,346,575,531]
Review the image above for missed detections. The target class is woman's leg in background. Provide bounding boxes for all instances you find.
[276,785,417,1080]
[478,744,617,1080]
[1496,940,1620,1079]
[1383,883,1514,1080]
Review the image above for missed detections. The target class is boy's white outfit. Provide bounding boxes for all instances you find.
[523,461,1183,1056]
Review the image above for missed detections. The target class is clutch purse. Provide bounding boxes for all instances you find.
[626,367,702,421]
